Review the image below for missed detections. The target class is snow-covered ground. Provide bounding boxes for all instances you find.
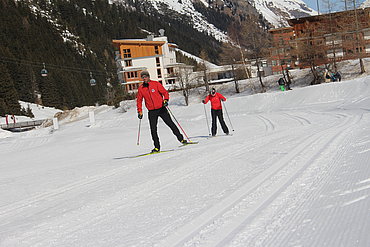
[1,62,370,246]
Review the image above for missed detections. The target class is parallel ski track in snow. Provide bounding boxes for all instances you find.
[158,111,360,247]
[256,115,276,132]
[282,112,311,125]
[0,111,299,219]
[0,121,298,244]
[235,112,369,247]
[0,111,360,246]
[0,111,314,244]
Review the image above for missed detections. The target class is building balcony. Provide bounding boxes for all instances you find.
[117,66,147,73]
[165,73,177,79]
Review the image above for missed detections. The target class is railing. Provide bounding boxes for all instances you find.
[0,119,48,130]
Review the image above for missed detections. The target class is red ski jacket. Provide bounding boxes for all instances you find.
[137,80,169,113]
[203,92,226,110]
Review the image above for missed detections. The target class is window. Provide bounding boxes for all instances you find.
[125,60,132,67]
[154,46,159,54]
[167,79,175,84]
[128,83,139,90]
[123,49,131,58]
[167,67,174,75]
[156,57,160,67]
[126,71,138,79]
[157,68,162,78]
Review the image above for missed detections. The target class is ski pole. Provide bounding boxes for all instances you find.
[166,106,191,142]
[222,101,234,131]
[137,118,142,145]
[203,103,211,136]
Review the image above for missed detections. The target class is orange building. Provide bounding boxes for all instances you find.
[112,34,180,92]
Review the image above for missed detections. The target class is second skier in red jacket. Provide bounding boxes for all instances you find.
[202,88,229,136]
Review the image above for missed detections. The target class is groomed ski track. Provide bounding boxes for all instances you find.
[0,78,369,246]
[160,112,362,247]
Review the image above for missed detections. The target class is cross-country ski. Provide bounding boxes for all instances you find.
[115,149,175,159]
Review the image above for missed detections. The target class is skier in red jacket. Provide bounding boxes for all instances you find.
[202,88,229,136]
[137,70,187,153]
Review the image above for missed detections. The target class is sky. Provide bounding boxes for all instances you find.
[1,59,370,246]
[304,0,367,12]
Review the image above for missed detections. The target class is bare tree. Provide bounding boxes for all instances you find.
[219,43,241,93]
[351,0,366,73]
[228,23,252,80]
[341,0,349,11]
[339,1,366,73]
[284,68,293,89]
[199,50,210,92]
[296,34,327,85]
[322,0,339,72]
[236,15,271,92]
[175,65,194,106]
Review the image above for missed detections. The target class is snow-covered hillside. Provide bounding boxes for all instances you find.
[361,0,370,8]
[145,0,229,41]
[1,60,370,246]
[112,0,316,41]
[254,0,317,26]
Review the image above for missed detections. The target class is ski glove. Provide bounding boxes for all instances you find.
[202,100,205,104]
[163,100,168,107]
[138,112,143,119]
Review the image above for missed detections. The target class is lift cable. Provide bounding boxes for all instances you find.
[0,56,115,76]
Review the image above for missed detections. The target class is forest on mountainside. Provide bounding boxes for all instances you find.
[0,0,224,115]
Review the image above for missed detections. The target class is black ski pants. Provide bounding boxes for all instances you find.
[148,106,183,149]
[211,109,229,136]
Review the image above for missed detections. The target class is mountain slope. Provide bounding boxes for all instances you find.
[112,0,317,38]
[253,0,317,26]
[0,0,223,112]
[361,0,370,8]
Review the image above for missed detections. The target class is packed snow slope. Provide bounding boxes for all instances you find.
[1,76,370,246]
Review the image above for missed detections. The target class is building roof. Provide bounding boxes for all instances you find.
[164,63,192,69]
[112,39,166,47]
[168,43,178,48]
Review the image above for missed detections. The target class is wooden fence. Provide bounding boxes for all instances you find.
[0,119,48,130]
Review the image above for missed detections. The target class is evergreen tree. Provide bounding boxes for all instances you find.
[0,63,21,116]
[26,104,35,118]
[0,0,225,110]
